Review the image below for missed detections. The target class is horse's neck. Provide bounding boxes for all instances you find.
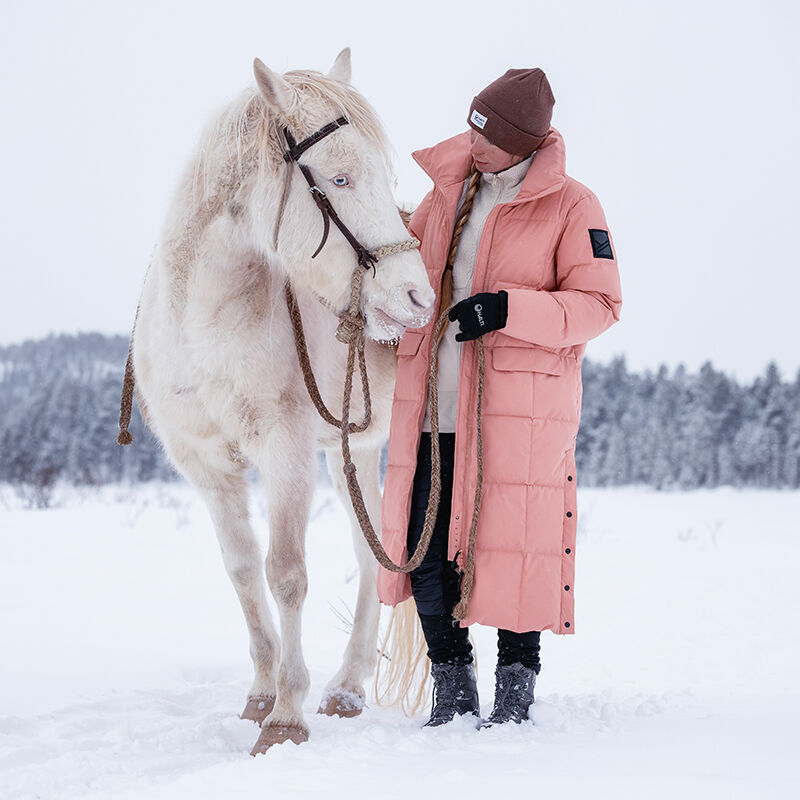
[158,147,274,309]
[183,147,260,240]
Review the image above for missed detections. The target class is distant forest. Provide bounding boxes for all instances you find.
[1,333,798,505]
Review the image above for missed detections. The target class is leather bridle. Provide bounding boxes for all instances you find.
[280,116,383,274]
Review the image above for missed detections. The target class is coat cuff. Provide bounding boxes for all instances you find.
[502,288,557,344]
[502,286,622,348]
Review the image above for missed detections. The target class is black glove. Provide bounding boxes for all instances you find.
[448,291,508,342]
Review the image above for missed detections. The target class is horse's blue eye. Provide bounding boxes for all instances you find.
[332,175,349,187]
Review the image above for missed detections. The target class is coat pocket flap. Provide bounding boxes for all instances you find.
[491,346,563,375]
[396,331,424,356]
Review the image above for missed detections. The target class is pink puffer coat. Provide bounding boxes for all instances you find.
[378,127,622,634]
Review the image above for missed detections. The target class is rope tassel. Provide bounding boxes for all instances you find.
[117,340,135,445]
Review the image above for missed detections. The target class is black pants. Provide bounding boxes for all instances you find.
[406,432,541,673]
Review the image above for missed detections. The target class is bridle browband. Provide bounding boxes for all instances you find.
[282,116,349,162]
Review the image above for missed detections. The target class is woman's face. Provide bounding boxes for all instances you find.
[469,129,528,174]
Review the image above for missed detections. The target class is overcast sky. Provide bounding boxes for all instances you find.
[1,0,798,383]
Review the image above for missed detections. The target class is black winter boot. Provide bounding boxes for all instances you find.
[423,661,481,728]
[481,662,536,727]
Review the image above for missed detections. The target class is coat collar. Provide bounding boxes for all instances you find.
[482,151,534,192]
[411,126,567,204]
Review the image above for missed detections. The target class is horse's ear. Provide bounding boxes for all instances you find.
[253,58,296,115]
[327,47,351,84]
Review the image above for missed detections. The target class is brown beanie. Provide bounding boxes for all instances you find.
[467,68,555,155]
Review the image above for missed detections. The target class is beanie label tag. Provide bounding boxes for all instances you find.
[470,109,487,130]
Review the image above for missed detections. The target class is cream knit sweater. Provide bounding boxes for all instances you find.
[422,152,535,433]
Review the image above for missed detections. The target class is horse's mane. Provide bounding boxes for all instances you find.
[191,69,394,206]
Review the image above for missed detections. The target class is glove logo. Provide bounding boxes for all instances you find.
[474,303,485,327]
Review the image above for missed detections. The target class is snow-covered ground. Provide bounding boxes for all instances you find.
[1,482,797,799]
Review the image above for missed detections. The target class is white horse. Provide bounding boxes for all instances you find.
[128,48,434,754]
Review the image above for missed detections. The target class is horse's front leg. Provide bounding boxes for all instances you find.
[250,424,315,755]
[318,444,382,718]
[157,431,280,726]
[195,472,280,725]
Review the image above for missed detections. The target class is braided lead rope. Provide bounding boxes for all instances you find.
[284,236,420,433]
[451,335,484,620]
[117,324,137,445]
[335,258,367,344]
[309,237,420,317]
[311,291,339,314]
[287,232,481,580]
[338,305,452,573]
[371,237,420,261]
[337,290,484,614]
[118,260,155,445]
[336,225,484,611]
[285,281,371,433]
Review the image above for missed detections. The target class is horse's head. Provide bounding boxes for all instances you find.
[251,49,435,342]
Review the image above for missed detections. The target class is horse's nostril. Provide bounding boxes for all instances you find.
[407,289,427,309]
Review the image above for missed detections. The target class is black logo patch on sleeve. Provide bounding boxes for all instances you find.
[588,229,614,260]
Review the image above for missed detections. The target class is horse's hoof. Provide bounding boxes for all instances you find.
[250,722,309,755]
[239,694,276,725]
[316,689,365,718]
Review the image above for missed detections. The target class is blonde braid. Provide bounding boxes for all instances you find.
[435,165,482,347]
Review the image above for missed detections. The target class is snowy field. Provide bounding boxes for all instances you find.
[1,482,798,799]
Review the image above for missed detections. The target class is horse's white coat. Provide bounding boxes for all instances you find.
[132,48,434,750]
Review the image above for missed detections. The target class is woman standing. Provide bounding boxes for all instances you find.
[378,68,622,727]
